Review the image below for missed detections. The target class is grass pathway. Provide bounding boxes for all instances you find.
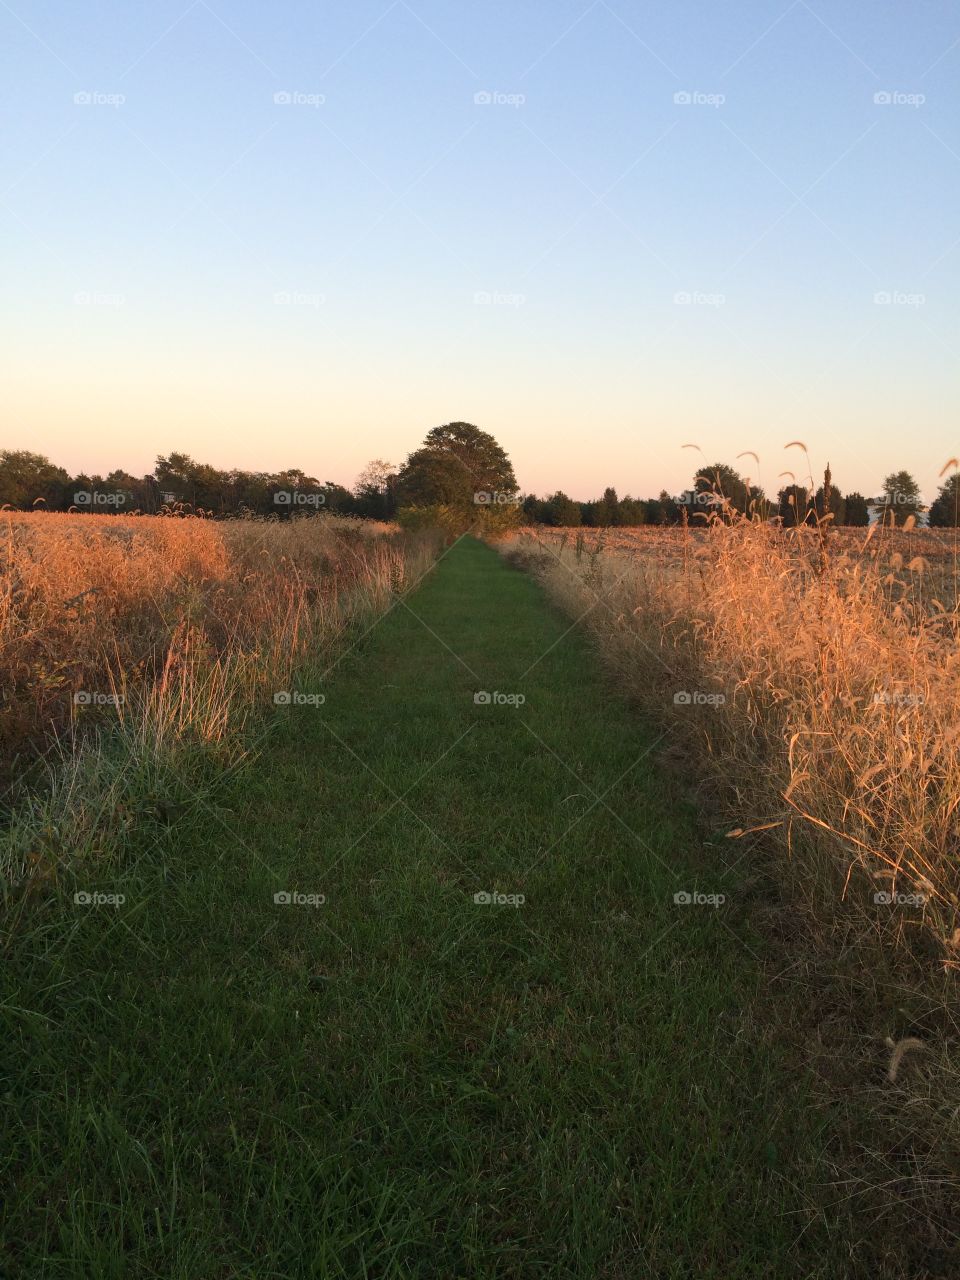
[5,536,843,1278]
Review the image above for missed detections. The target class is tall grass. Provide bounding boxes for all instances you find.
[1,512,440,894]
[501,510,960,1242]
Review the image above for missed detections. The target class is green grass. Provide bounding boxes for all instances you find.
[3,536,850,1277]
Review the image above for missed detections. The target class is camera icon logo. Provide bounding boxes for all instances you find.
[474,691,492,705]
[673,891,692,905]
[273,692,292,705]
[273,490,292,504]
[673,91,692,105]
[873,91,892,105]
[274,891,292,905]
[73,691,92,705]
[673,691,692,705]
[274,91,292,105]
[74,491,92,505]
[474,90,492,105]
[473,891,492,904]
[74,891,92,904]
[474,491,492,504]
[873,891,893,905]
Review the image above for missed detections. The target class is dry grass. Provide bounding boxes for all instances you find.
[0,511,440,892]
[505,519,960,950]
[500,516,960,1255]
[1,512,434,768]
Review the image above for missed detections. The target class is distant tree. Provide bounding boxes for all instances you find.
[354,461,398,520]
[842,491,870,526]
[777,485,813,528]
[521,493,545,523]
[876,470,923,525]
[643,495,667,526]
[814,485,844,524]
[693,463,760,516]
[593,487,620,527]
[0,450,71,509]
[318,482,354,513]
[617,495,646,525]
[543,491,581,526]
[928,472,960,528]
[356,459,394,493]
[396,422,517,509]
[420,423,516,494]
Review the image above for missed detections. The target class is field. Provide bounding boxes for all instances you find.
[3,511,960,1276]
[1,512,440,892]
[499,518,960,1259]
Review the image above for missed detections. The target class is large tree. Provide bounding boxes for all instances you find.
[396,422,518,506]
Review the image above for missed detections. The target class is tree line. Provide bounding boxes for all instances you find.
[3,439,958,528]
[0,450,398,519]
[523,464,960,528]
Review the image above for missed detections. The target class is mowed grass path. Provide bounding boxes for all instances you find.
[5,537,844,1278]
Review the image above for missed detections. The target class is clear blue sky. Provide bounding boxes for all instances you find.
[2,0,957,500]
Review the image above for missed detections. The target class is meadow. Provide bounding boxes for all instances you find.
[3,506,959,1276]
[1,511,440,893]
[500,515,960,1249]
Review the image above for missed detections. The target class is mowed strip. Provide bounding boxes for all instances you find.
[4,537,844,1278]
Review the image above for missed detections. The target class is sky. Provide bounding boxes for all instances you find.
[2,0,958,501]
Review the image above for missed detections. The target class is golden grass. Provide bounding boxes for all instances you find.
[1,511,438,782]
[501,516,960,1243]
[504,518,960,959]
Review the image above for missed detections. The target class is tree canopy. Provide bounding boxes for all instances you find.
[396,422,518,507]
